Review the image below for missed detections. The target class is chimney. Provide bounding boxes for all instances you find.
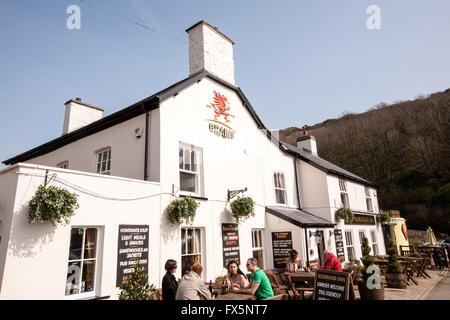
[186,20,236,85]
[296,132,318,155]
[62,98,103,135]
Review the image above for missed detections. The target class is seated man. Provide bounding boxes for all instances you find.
[318,249,343,272]
[231,257,274,300]
[175,263,212,300]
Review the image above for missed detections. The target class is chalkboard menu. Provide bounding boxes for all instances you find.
[116,224,149,287]
[271,232,293,268]
[334,229,345,262]
[222,223,240,268]
[313,269,350,300]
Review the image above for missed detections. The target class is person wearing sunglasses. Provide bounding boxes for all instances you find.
[162,259,178,300]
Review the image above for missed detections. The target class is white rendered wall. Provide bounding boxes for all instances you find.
[0,164,161,300]
[24,112,160,182]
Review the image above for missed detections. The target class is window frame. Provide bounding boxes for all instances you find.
[181,227,204,278]
[57,161,69,169]
[370,230,379,255]
[359,230,367,256]
[251,229,265,269]
[65,227,99,299]
[273,171,288,205]
[95,148,111,175]
[339,179,350,209]
[344,230,355,261]
[365,187,373,212]
[179,143,203,197]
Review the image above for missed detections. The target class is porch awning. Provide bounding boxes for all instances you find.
[266,206,335,228]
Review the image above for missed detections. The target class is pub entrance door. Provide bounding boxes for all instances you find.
[316,230,325,266]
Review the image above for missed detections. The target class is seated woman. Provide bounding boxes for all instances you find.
[286,249,304,272]
[226,260,249,290]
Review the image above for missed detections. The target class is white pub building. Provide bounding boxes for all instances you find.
[0,21,385,299]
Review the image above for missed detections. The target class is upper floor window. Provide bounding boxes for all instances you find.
[96,148,111,175]
[179,143,203,196]
[365,187,373,212]
[339,179,349,209]
[273,172,287,205]
[57,161,69,169]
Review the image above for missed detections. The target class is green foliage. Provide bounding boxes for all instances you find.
[377,210,391,225]
[167,197,199,226]
[386,236,402,274]
[335,207,354,224]
[278,91,450,235]
[360,235,375,281]
[119,261,156,300]
[230,196,255,223]
[28,185,79,226]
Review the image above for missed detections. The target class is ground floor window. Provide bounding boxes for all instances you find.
[66,227,98,295]
[344,230,355,260]
[371,230,379,255]
[251,229,264,269]
[359,230,367,256]
[181,228,202,276]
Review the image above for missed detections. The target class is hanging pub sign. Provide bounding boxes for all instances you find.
[313,269,351,300]
[271,232,293,268]
[206,91,235,139]
[346,214,376,225]
[116,224,149,287]
[222,223,240,268]
[334,229,345,262]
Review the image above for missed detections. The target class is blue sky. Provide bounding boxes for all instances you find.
[1,0,449,168]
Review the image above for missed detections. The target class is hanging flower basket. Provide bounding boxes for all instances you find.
[377,210,391,225]
[167,197,199,226]
[335,207,354,224]
[28,185,79,226]
[230,196,255,224]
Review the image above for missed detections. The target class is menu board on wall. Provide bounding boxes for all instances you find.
[271,232,293,268]
[116,225,149,287]
[222,223,240,268]
[313,269,350,300]
[334,229,345,262]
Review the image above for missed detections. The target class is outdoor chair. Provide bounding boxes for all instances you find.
[263,269,291,297]
[416,257,431,279]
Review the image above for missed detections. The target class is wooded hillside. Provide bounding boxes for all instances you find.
[279,89,450,235]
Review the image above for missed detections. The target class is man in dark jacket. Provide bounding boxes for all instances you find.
[162,259,178,300]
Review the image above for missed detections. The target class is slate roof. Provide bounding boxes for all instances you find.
[266,206,335,228]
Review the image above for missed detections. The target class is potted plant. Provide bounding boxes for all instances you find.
[385,236,407,289]
[28,185,79,226]
[230,196,255,223]
[358,235,384,300]
[377,210,391,225]
[335,207,354,224]
[119,260,156,300]
[167,197,199,226]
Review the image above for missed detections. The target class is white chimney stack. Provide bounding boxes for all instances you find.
[62,98,103,135]
[186,20,236,85]
[297,131,318,156]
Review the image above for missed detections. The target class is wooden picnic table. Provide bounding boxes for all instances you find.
[282,271,315,300]
[214,292,255,300]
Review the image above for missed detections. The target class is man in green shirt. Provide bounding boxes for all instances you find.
[231,258,274,300]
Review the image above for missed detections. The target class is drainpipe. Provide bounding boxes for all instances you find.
[304,227,310,268]
[144,111,150,181]
[293,157,302,210]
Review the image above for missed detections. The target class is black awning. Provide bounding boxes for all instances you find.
[266,206,335,228]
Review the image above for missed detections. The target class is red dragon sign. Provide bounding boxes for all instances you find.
[206,91,235,123]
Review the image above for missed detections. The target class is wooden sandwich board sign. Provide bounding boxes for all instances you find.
[313,269,351,300]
